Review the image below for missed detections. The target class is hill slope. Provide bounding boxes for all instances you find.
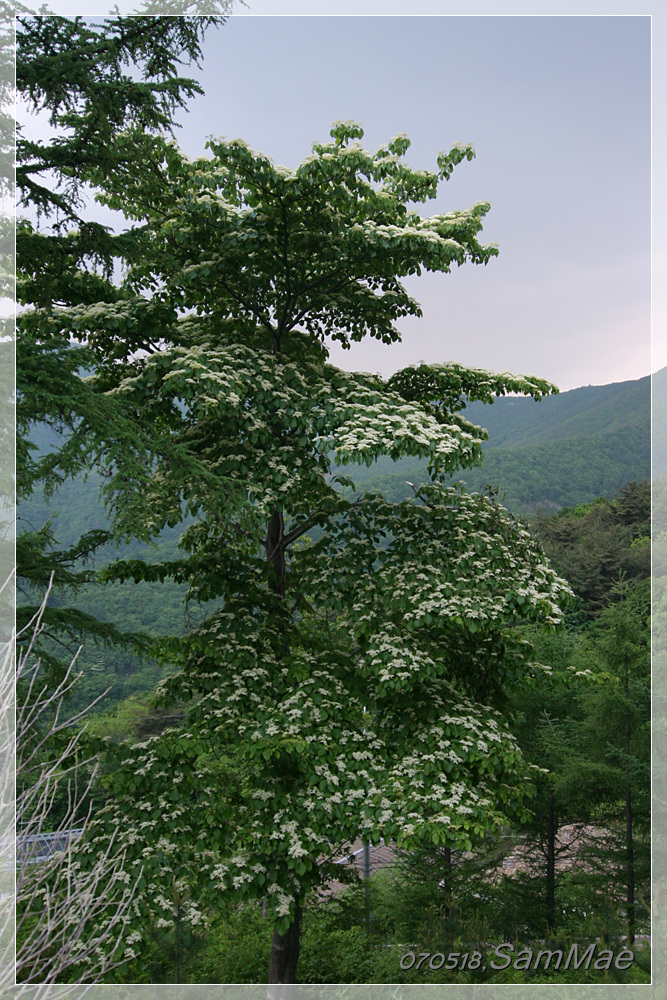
[464,372,650,450]
[22,370,652,534]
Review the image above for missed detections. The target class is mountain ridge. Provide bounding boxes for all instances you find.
[462,371,650,450]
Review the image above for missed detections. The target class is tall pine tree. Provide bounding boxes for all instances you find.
[16,13,229,674]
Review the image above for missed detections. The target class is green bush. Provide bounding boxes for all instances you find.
[184,903,272,983]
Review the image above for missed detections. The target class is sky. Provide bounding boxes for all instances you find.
[160,14,650,393]
[15,9,653,394]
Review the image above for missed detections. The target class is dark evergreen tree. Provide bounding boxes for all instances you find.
[510,581,650,945]
[16,14,229,675]
[531,484,650,614]
[508,626,586,935]
[570,581,651,944]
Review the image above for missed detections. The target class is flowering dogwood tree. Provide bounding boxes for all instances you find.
[69,123,571,984]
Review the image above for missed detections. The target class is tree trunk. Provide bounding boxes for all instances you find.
[266,507,286,598]
[546,783,556,933]
[626,785,635,945]
[268,900,302,995]
[265,508,302,990]
[625,677,635,945]
[624,668,635,945]
[441,846,452,915]
[363,841,371,930]
[443,846,452,882]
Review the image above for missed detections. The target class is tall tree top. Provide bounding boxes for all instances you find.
[98,122,500,357]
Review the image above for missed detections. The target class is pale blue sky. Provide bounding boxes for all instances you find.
[172,15,651,391]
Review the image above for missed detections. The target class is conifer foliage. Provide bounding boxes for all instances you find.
[16,13,228,673]
[14,14,230,985]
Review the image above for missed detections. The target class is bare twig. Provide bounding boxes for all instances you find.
[0,578,140,995]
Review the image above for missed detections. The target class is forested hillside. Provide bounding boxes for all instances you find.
[18,461,205,711]
[464,372,650,448]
